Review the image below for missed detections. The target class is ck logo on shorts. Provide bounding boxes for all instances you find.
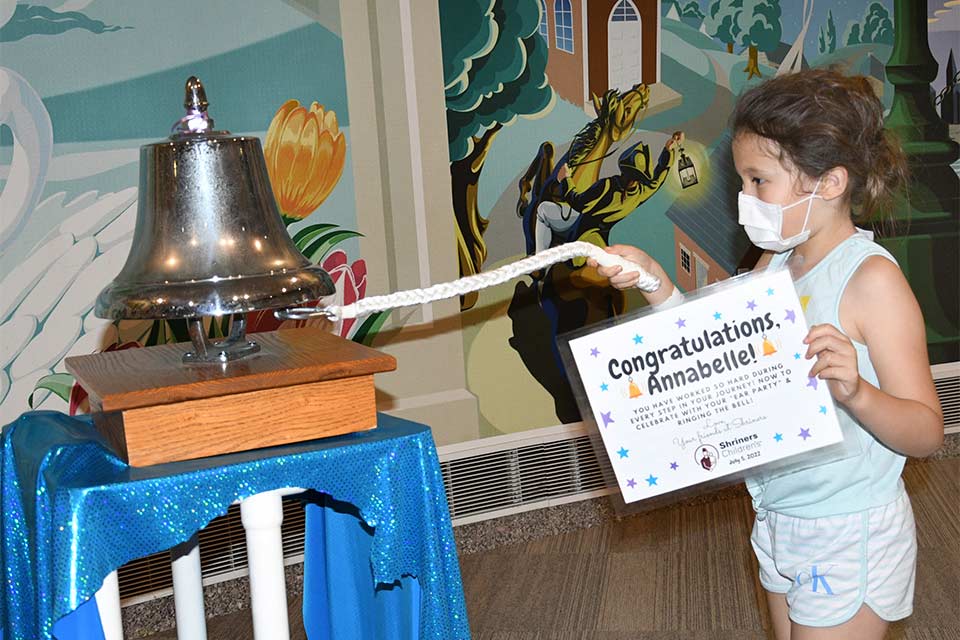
[794,565,835,595]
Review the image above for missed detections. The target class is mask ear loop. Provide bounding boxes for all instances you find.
[784,178,822,279]
[796,178,821,236]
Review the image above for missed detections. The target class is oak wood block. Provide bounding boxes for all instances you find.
[65,327,397,466]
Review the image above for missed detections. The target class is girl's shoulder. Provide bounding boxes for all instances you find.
[845,252,906,298]
[825,231,898,287]
[842,247,917,343]
[841,233,900,288]
[835,229,906,298]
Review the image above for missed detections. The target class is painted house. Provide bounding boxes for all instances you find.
[540,0,662,109]
[666,131,760,291]
[856,52,887,99]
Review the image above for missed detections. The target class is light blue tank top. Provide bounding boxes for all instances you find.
[746,232,906,518]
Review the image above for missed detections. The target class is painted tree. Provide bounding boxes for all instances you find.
[703,0,742,54]
[439,0,554,309]
[818,9,837,54]
[845,22,862,46]
[860,2,894,45]
[827,9,837,53]
[736,0,782,80]
[682,1,705,21]
[845,2,894,46]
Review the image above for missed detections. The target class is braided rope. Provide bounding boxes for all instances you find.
[279,241,660,322]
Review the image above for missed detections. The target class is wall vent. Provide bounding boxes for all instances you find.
[117,363,959,604]
[933,362,959,434]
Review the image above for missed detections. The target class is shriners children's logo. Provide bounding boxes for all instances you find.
[698,445,718,471]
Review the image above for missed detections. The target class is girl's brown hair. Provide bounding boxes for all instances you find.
[730,69,908,223]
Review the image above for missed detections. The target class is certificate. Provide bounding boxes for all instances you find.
[564,269,844,503]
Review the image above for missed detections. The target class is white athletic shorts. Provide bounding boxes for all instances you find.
[750,490,916,627]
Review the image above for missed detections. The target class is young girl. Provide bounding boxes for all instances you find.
[590,70,944,639]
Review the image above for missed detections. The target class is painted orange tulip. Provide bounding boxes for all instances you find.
[264,100,346,221]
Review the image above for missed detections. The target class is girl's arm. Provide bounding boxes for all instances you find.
[593,245,773,306]
[805,256,943,457]
[588,244,677,306]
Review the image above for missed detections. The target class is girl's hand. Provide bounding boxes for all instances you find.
[804,323,861,405]
[587,245,658,290]
[587,245,678,306]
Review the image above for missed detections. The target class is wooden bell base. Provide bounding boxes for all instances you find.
[64,327,396,467]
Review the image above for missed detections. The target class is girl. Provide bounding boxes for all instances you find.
[590,70,943,639]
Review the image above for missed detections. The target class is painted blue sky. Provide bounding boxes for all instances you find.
[0,0,340,97]
[0,0,348,142]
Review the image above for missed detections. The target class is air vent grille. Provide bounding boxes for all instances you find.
[935,375,959,430]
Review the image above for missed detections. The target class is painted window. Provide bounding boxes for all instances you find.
[554,0,574,53]
[539,0,549,40]
[611,0,639,22]
[680,246,691,274]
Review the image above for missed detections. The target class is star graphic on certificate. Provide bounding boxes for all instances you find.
[747,299,757,311]
[600,383,609,391]
[675,317,686,328]
[601,411,614,427]
[627,478,637,488]
[774,433,783,442]
[590,347,599,357]
[713,311,722,320]
[670,461,678,470]
[633,334,643,344]
[767,287,775,296]
[819,405,827,414]
[646,474,658,486]
[807,376,818,390]
[785,309,796,323]
[617,447,629,459]
[799,428,812,440]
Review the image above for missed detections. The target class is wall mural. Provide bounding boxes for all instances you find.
[440,0,959,438]
[0,0,375,423]
[1,0,956,444]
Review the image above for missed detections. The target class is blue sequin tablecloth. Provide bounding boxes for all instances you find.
[0,410,470,639]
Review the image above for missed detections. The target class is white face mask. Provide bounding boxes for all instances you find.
[738,179,822,252]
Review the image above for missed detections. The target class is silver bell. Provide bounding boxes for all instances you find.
[96,77,335,363]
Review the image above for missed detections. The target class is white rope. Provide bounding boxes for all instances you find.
[279,241,660,322]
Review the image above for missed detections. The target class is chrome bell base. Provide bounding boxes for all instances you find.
[183,314,261,364]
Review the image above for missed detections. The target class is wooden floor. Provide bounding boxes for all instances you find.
[145,458,958,639]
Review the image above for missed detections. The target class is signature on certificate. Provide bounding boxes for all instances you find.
[672,416,766,451]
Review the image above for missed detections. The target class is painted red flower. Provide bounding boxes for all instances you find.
[246,249,368,339]
[246,306,286,334]
[321,249,368,339]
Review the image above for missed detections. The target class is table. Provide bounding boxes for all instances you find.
[1,410,470,639]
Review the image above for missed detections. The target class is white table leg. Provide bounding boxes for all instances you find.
[95,570,123,640]
[240,490,290,640]
[171,534,208,639]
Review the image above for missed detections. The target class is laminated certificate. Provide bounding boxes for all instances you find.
[563,269,845,503]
